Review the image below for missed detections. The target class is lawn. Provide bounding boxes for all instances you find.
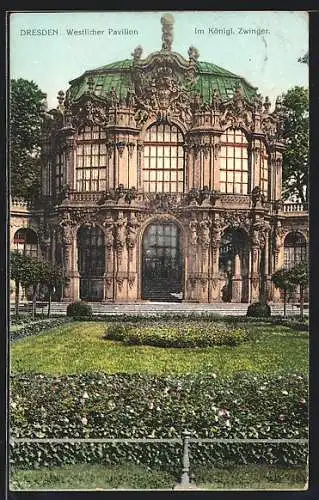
[10,463,308,490]
[10,320,308,376]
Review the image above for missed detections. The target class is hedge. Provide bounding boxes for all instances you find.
[104,322,249,347]
[66,301,93,318]
[10,373,308,470]
[10,318,71,343]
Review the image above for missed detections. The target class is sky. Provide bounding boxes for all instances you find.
[9,11,308,110]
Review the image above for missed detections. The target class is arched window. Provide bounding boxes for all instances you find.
[284,232,307,269]
[77,225,105,300]
[143,123,184,193]
[13,228,38,258]
[259,142,269,198]
[76,126,107,192]
[220,128,249,194]
[55,152,64,193]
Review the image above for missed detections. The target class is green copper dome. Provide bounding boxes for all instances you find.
[67,57,257,105]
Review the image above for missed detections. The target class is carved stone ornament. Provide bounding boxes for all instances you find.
[102,216,114,249]
[133,64,193,125]
[126,213,139,249]
[200,217,211,249]
[189,218,198,246]
[219,86,254,129]
[71,98,107,129]
[251,186,265,208]
[115,214,127,249]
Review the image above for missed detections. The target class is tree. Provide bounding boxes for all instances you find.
[10,79,46,201]
[20,259,44,319]
[40,261,65,317]
[282,86,309,203]
[10,251,31,316]
[271,268,296,318]
[289,261,308,320]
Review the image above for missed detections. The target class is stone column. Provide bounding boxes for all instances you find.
[198,216,210,302]
[126,212,139,301]
[61,225,74,302]
[231,253,242,302]
[72,236,80,301]
[210,219,221,302]
[186,216,199,302]
[263,231,271,301]
[114,212,127,301]
[250,245,260,301]
[103,215,115,301]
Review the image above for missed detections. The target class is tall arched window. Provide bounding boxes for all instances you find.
[76,126,107,192]
[77,225,105,300]
[259,142,269,198]
[284,232,307,269]
[55,152,64,193]
[143,123,184,193]
[220,128,249,194]
[13,228,38,258]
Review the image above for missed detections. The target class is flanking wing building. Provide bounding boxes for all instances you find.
[10,14,308,303]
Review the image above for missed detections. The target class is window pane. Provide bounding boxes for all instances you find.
[143,123,184,193]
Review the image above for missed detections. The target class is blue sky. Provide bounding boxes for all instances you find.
[10,11,308,109]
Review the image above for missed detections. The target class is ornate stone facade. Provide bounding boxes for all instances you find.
[10,14,308,304]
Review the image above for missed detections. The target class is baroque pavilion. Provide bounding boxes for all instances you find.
[10,14,308,303]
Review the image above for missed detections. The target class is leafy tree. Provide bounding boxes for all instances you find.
[19,258,44,319]
[282,86,309,203]
[10,79,46,201]
[10,251,31,316]
[40,261,65,317]
[289,261,308,320]
[271,268,296,318]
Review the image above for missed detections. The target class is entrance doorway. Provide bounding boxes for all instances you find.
[142,221,183,301]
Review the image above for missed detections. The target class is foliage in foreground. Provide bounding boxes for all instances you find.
[10,317,71,343]
[247,302,271,318]
[66,301,93,318]
[104,322,249,347]
[10,372,308,469]
[10,463,307,490]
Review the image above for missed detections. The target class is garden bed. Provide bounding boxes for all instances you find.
[104,321,249,347]
[10,372,308,470]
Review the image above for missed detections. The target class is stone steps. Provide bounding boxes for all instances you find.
[10,301,308,317]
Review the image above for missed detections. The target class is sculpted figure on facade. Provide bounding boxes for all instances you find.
[115,214,127,249]
[126,213,139,249]
[103,215,114,249]
[200,217,211,249]
[189,218,198,246]
[251,185,265,208]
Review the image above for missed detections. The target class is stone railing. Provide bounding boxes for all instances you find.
[10,197,32,209]
[283,202,308,213]
[68,192,102,202]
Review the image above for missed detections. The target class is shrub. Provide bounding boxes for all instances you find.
[10,373,308,470]
[104,322,249,348]
[247,302,271,318]
[10,317,71,343]
[66,301,92,318]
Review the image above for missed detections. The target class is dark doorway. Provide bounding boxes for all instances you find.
[142,222,183,301]
[77,225,105,301]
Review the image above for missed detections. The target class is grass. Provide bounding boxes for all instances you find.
[10,320,308,376]
[10,463,308,490]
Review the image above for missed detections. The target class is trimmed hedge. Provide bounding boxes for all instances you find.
[104,322,249,347]
[247,302,271,318]
[66,301,92,318]
[10,373,308,470]
[10,318,71,343]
